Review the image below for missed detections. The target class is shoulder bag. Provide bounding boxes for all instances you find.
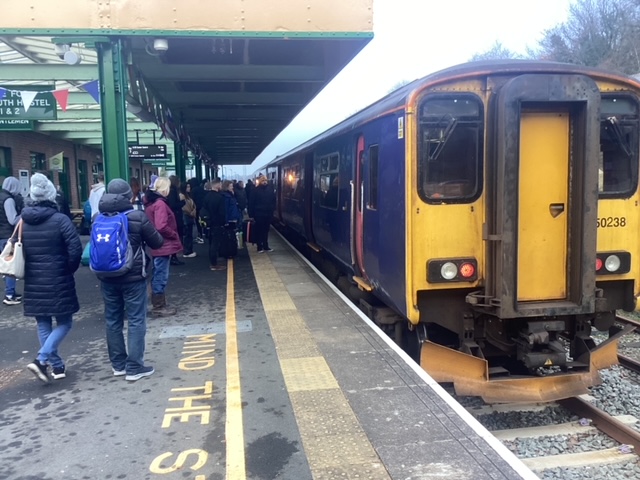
[0,220,25,279]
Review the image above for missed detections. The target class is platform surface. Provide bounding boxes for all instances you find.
[0,232,536,480]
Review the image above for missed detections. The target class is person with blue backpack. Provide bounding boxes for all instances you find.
[92,178,163,381]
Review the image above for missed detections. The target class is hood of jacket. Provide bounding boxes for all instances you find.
[91,182,105,193]
[99,193,134,214]
[1,177,20,195]
[21,202,58,225]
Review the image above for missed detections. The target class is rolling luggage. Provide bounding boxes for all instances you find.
[243,220,255,245]
[219,227,238,259]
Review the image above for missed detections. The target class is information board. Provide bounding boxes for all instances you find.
[128,144,167,159]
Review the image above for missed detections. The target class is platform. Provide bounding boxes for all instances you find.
[0,231,537,479]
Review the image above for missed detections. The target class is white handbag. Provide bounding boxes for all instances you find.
[0,220,25,279]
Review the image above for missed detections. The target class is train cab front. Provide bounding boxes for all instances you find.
[409,65,640,403]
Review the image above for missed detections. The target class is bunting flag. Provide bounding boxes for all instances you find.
[52,89,69,111]
[0,88,5,101]
[80,80,100,104]
[19,90,39,113]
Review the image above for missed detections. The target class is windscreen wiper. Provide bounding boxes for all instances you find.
[429,115,458,161]
[604,116,632,158]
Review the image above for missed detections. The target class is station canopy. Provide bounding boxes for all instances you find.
[0,32,371,166]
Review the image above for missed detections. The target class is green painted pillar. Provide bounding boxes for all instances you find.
[97,39,129,183]
[174,141,185,183]
[195,157,203,182]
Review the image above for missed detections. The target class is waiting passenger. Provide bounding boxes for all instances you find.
[0,176,23,305]
[144,176,182,316]
[202,179,227,271]
[22,173,82,383]
[248,175,276,253]
[180,183,197,258]
[88,174,105,221]
[96,179,163,381]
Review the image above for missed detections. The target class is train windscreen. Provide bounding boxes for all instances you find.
[417,95,483,203]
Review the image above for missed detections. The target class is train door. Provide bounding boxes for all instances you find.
[303,151,315,242]
[352,135,368,280]
[487,74,600,318]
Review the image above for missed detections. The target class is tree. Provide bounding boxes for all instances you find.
[470,41,523,61]
[532,0,640,74]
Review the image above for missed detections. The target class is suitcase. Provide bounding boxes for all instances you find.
[219,227,238,259]
[243,220,255,245]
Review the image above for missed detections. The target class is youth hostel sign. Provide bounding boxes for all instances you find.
[0,87,57,120]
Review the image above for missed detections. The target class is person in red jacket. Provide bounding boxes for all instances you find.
[144,176,182,317]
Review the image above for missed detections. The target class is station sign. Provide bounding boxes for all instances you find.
[0,86,57,120]
[0,119,34,130]
[144,154,172,166]
[128,144,167,159]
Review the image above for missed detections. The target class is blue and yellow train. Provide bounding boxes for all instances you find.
[260,60,640,402]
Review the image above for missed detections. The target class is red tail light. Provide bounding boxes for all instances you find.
[459,263,476,278]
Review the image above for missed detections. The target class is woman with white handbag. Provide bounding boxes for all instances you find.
[21,174,82,383]
[0,176,23,305]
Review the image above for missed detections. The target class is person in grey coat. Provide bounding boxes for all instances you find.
[22,173,82,383]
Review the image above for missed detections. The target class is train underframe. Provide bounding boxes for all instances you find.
[416,287,636,403]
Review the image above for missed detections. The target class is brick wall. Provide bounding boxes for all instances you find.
[0,131,157,208]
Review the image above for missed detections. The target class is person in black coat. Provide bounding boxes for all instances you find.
[22,173,83,383]
[202,178,227,270]
[166,176,185,265]
[189,178,206,243]
[248,175,276,252]
[97,179,164,381]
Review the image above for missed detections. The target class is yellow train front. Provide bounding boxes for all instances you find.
[410,61,640,402]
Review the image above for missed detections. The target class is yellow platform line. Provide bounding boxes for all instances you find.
[249,249,390,479]
[225,258,246,480]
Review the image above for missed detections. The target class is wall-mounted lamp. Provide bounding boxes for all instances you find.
[153,39,169,52]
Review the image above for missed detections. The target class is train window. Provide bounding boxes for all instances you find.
[283,164,302,201]
[367,145,379,210]
[315,153,340,209]
[599,96,639,198]
[417,95,483,203]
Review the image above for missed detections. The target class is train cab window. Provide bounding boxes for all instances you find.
[417,95,483,203]
[599,96,639,198]
[315,153,340,209]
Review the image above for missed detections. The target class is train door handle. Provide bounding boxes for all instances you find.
[549,203,565,218]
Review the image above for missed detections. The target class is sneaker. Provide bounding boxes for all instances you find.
[125,366,155,382]
[264,248,274,252]
[170,258,185,266]
[112,367,126,377]
[3,295,21,305]
[51,366,66,380]
[210,265,226,271]
[183,252,197,258]
[257,250,265,254]
[195,237,205,244]
[27,359,49,383]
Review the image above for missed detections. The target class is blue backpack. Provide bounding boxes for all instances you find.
[89,211,139,277]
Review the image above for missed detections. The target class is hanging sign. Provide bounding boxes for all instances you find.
[0,119,33,130]
[128,144,167,159]
[0,86,57,120]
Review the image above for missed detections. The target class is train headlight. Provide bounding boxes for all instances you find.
[605,255,621,272]
[440,262,458,280]
[595,251,631,275]
[427,258,478,283]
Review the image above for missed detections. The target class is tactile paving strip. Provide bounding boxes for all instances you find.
[249,248,391,479]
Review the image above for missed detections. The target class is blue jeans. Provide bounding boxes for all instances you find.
[35,315,73,369]
[101,280,148,374]
[0,238,17,297]
[151,256,170,295]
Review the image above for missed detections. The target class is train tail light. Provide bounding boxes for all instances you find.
[595,252,630,275]
[428,258,478,283]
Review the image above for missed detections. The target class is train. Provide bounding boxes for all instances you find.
[256,60,640,403]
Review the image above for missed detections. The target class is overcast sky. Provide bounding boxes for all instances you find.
[241,0,574,175]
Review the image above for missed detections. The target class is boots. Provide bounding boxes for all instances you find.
[151,293,176,317]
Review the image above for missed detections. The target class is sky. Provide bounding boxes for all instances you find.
[239,0,575,175]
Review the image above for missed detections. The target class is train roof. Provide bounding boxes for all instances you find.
[265,60,640,167]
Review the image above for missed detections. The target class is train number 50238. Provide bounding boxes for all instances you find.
[597,217,626,228]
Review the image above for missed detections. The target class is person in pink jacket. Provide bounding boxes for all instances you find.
[143,176,182,317]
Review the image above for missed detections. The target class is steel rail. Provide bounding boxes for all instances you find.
[615,314,640,330]
[559,396,640,453]
[618,354,640,375]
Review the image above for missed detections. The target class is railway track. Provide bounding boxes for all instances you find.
[467,397,640,476]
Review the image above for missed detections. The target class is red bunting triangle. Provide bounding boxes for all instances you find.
[52,89,69,111]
